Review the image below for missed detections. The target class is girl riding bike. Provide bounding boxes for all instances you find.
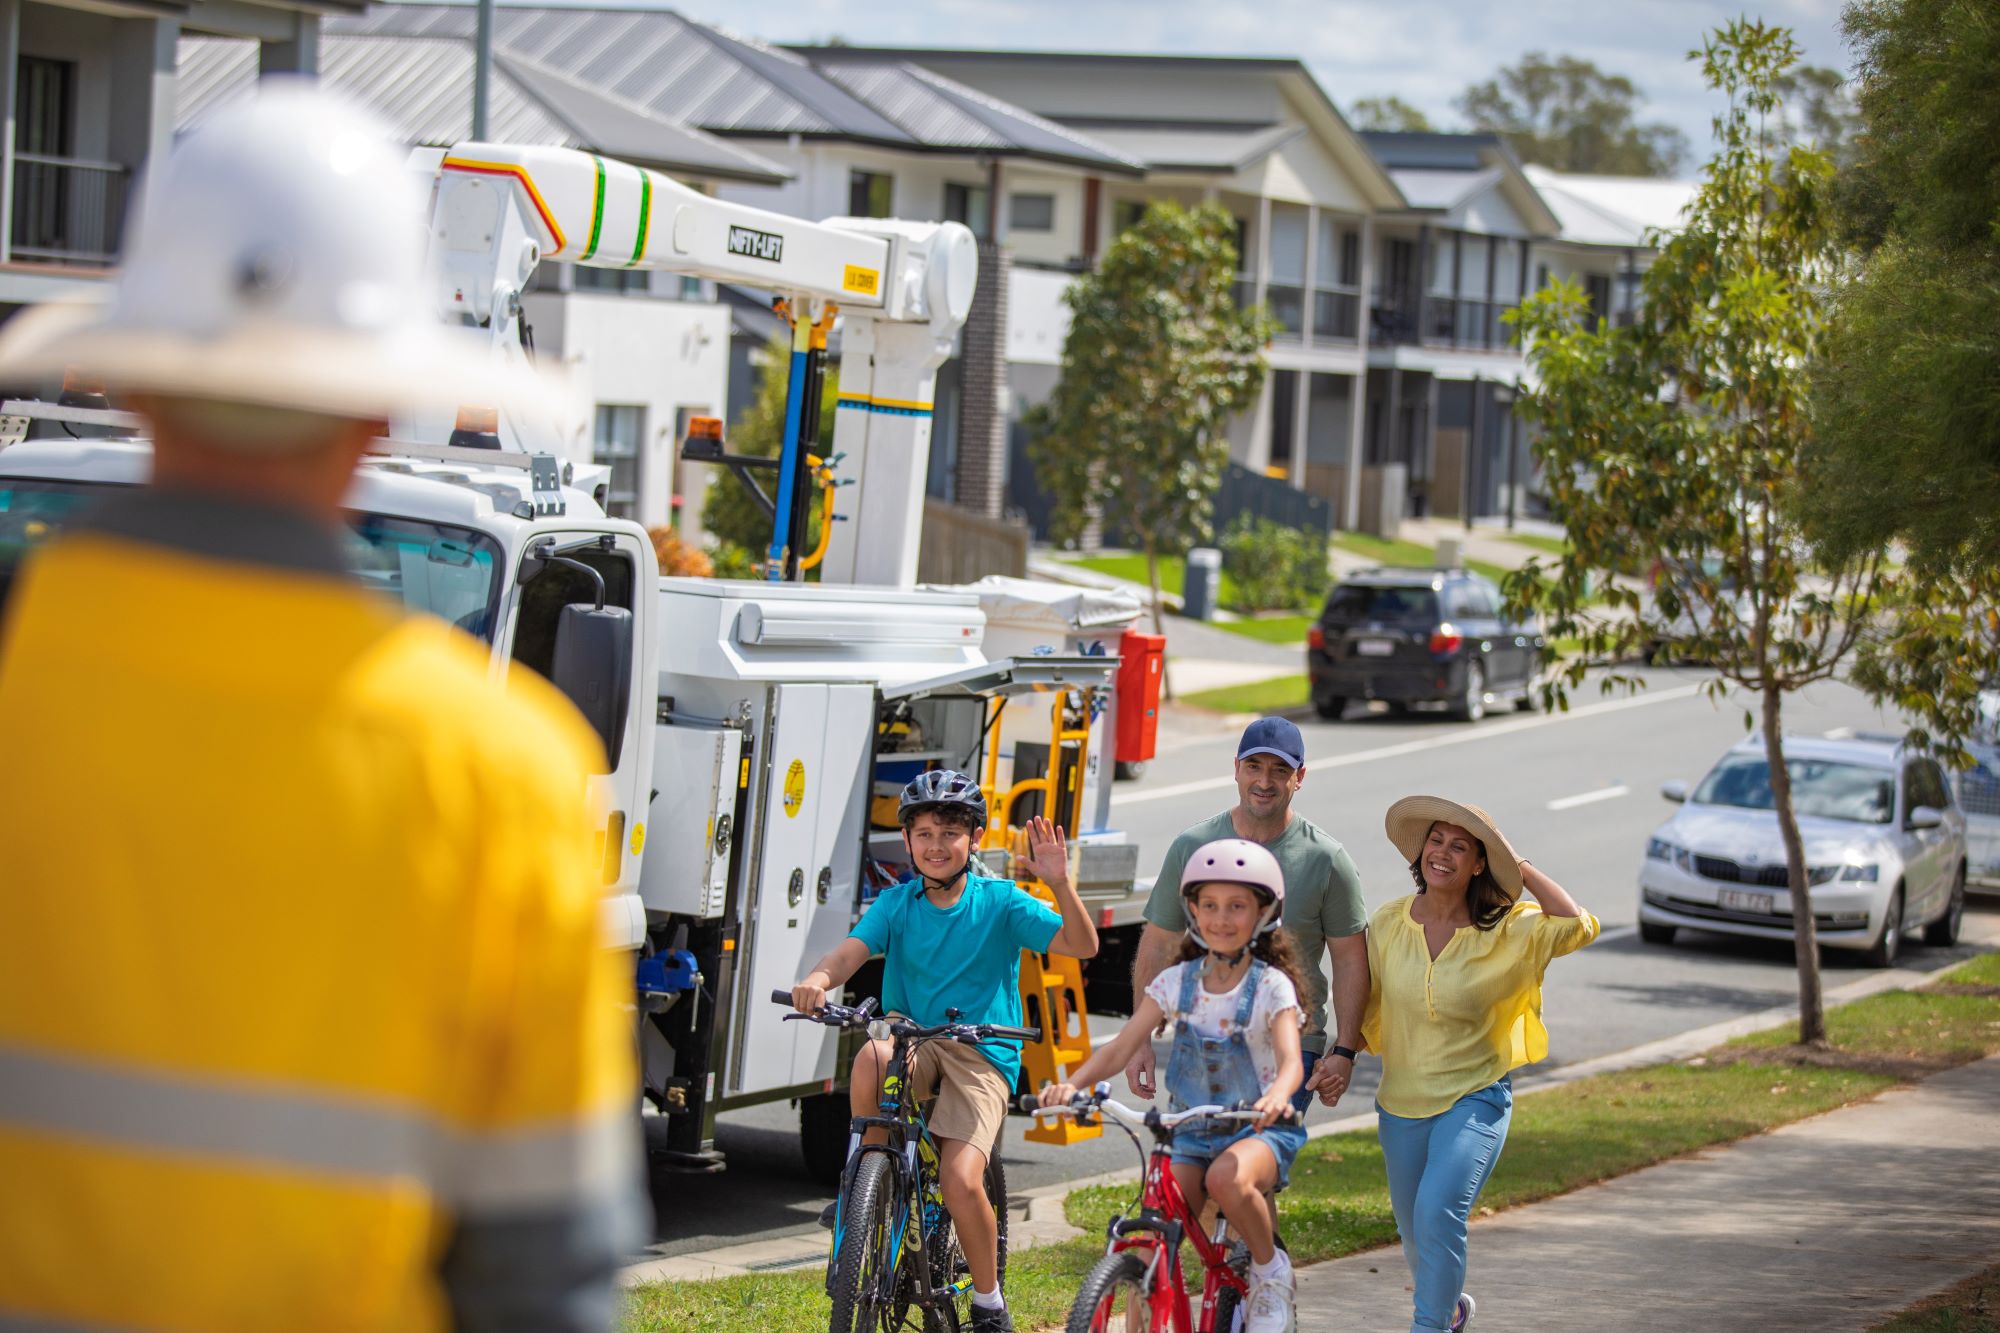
[1039,839,1308,1333]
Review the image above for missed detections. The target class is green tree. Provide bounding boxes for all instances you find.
[1026,202,1273,639]
[1802,0,2000,739]
[1457,52,1690,175]
[1773,64,1859,165]
[1507,22,1884,1045]
[1348,96,1436,132]
[702,333,836,574]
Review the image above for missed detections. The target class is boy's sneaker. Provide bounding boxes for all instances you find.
[816,1200,838,1230]
[968,1305,1014,1332]
[1449,1293,1476,1331]
[1244,1266,1297,1333]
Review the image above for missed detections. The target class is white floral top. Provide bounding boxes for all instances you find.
[1146,961,1303,1090]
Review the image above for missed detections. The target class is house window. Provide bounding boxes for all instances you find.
[849,170,893,219]
[12,56,76,257]
[944,182,992,241]
[1009,192,1055,232]
[1112,199,1148,233]
[593,404,645,520]
[1582,273,1612,330]
[1535,263,1551,290]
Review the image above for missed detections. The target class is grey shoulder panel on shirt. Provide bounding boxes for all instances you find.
[440,1183,650,1333]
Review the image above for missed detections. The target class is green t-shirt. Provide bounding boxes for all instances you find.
[1144,810,1368,1052]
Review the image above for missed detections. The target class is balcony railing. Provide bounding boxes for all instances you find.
[10,152,130,266]
[1371,295,1522,352]
[1313,287,1360,341]
[1267,283,1305,340]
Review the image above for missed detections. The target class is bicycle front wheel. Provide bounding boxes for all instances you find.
[828,1152,895,1333]
[1067,1250,1154,1333]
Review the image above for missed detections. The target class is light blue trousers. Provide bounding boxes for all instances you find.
[1377,1076,1513,1333]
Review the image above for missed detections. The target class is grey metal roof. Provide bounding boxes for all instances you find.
[1360,130,1506,172]
[175,31,789,184]
[1388,166,1502,212]
[336,5,1139,169]
[1071,122,1304,173]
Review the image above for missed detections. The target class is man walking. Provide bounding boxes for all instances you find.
[0,88,641,1331]
[1127,717,1370,1110]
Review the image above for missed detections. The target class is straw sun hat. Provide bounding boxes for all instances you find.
[1384,795,1526,900]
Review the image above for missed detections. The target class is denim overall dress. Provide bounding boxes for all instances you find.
[1162,959,1309,1186]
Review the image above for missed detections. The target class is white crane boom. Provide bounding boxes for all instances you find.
[416,143,978,587]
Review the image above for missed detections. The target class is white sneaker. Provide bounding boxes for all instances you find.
[1449,1293,1476,1331]
[1243,1262,1297,1333]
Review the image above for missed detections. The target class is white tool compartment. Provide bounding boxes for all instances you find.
[641,723,743,918]
[730,682,875,1094]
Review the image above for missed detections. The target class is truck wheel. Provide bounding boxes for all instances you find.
[1115,760,1148,781]
[1314,696,1346,721]
[800,1091,851,1189]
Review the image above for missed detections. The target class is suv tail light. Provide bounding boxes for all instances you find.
[1428,630,1464,655]
[1307,626,1325,650]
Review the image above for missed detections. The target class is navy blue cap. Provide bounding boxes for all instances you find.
[1236,716,1304,768]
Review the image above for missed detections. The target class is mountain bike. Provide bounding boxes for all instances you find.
[1023,1083,1295,1333]
[773,990,1039,1332]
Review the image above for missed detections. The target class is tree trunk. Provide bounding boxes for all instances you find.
[1144,539,1173,700]
[1760,683,1828,1046]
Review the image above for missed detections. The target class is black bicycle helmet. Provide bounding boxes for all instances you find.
[897,768,988,829]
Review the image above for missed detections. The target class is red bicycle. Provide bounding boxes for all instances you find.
[1022,1084,1291,1333]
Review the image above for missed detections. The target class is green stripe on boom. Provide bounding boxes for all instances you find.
[581,155,607,262]
[628,172,653,268]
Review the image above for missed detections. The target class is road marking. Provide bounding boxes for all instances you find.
[1593,925,1637,944]
[1547,783,1630,811]
[1113,683,1707,808]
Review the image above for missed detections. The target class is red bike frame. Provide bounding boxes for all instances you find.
[1092,1138,1248,1333]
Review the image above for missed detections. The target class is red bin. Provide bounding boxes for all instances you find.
[1115,629,1166,764]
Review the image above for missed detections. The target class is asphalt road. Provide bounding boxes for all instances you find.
[636,666,1999,1261]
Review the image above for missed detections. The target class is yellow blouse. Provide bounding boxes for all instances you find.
[1361,894,1599,1118]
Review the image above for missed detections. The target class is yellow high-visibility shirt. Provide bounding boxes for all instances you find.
[0,514,637,1332]
[1362,894,1599,1119]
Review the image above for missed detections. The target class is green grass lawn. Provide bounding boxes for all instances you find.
[1180,673,1311,715]
[1330,531,1434,568]
[1213,614,1315,645]
[622,956,2000,1333]
[1505,532,1570,558]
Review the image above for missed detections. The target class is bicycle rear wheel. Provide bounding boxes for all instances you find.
[828,1153,895,1333]
[1067,1250,1153,1333]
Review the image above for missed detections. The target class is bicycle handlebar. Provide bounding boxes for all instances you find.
[770,991,1039,1045]
[1014,1084,1299,1133]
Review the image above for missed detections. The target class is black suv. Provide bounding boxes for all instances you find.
[1307,567,1543,722]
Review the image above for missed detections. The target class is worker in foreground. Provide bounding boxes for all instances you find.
[0,86,644,1330]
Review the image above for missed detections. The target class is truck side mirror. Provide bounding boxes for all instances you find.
[551,602,634,771]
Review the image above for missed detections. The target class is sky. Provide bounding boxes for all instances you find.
[647,0,1853,173]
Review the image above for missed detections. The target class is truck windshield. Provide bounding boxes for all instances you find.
[0,479,503,640]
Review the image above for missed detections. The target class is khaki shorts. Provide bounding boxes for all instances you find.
[902,1037,1009,1155]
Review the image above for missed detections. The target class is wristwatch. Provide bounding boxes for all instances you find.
[1328,1045,1358,1062]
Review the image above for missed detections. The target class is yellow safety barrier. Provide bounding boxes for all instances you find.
[983,688,1101,1145]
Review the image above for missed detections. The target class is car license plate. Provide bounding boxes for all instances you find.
[1719,889,1776,914]
[1354,638,1395,657]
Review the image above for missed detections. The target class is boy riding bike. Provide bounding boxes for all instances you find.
[791,770,1099,1331]
[1038,839,1308,1333]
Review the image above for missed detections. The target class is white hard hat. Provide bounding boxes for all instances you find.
[0,82,570,427]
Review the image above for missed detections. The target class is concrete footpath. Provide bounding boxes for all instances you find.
[1294,1053,2000,1331]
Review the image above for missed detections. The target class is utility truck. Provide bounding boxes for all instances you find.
[0,141,1160,1179]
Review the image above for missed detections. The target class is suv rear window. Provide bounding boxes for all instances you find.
[1323,584,1438,625]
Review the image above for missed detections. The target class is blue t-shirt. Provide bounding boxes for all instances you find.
[849,873,1061,1087]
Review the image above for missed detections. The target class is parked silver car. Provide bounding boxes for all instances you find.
[1638,734,1968,967]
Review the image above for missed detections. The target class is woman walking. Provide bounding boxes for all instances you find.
[1339,796,1597,1332]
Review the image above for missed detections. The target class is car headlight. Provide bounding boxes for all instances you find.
[1839,863,1879,882]
[1646,837,1674,861]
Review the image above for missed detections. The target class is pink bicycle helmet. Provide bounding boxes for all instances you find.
[1179,838,1286,951]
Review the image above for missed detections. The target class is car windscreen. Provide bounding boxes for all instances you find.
[1691,753,1895,824]
[0,478,503,640]
[1323,584,1438,625]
